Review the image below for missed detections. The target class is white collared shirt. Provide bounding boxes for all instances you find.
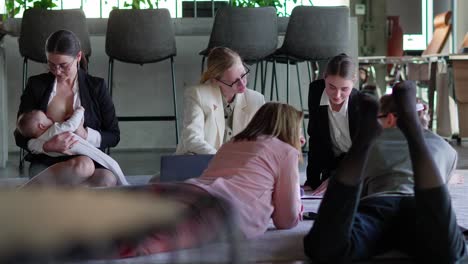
[27,77,102,153]
[320,89,352,156]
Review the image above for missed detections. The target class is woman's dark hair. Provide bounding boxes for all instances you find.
[324,53,355,80]
[45,30,88,72]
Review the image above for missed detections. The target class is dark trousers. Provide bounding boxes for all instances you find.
[304,179,467,263]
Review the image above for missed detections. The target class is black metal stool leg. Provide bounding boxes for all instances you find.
[313,62,320,81]
[307,61,312,83]
[286,58,290,104]
[201,56,206,75]
[270,60,276,101]
[261,61,268,95]
[170,57,179,144]
[253,62,259,92]
[106,58,115,155]
[295,62,307,148]
[296,63,304,111]
[19,57,29,171]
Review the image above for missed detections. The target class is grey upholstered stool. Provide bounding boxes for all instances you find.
[106,9,179,143]
[269,6,350,104]
[199,6,278,93]
[18,8,91,170]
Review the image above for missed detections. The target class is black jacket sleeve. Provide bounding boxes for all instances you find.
[306,79,331,189]
[79,71,120,149]
[93,78,120,149]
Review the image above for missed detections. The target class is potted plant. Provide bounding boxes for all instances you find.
[4,0,57,18]
[230,0,299,16]
[121,0,165,9]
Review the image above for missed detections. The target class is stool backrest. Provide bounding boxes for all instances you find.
[106,9,176,64]
[280,6,350,61]
[422,11,452,56]
[204,6,278,63]
[19,8,91,63]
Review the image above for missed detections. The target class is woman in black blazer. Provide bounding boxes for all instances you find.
[15,30,120,187]
[306,54,361,189]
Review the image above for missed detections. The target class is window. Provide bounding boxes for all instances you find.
[5,0,349,18]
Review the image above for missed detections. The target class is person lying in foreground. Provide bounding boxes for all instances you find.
[303,81,466,263]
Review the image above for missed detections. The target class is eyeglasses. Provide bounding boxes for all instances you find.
[216,65,250,88]
[47,59,76,72]
[377,113,398,119]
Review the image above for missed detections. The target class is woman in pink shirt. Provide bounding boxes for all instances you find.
[119,102,303,257]
[187,102,304,238]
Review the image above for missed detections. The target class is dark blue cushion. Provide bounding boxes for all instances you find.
[160,154,214,182]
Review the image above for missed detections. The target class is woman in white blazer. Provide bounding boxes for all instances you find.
[176,47,265,154]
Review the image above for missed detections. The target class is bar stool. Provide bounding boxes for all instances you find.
[106,9,179,144]
[269,6,350,104]
[199,6,278,94]
[18,8,91,170]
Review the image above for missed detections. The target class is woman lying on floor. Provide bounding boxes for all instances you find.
[304,81,467,263]
[119,102,304,257]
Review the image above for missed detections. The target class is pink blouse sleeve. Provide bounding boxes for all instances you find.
[271,149,302,229]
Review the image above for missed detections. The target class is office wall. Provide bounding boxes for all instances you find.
[386,0,452,36]
[454,0,468,51]
[433,0,451,17]
[351,0,387,56]
[386,0,422,34]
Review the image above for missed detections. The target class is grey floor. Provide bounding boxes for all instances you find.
[2,141,468,179]
[1,145,468,263]
[0,148,310,181]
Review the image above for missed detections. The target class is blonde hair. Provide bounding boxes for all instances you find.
[234,102,304,151]
[200,47,242,84]
[17,110,43,138]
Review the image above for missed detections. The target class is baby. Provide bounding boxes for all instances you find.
[17,107,129,185]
